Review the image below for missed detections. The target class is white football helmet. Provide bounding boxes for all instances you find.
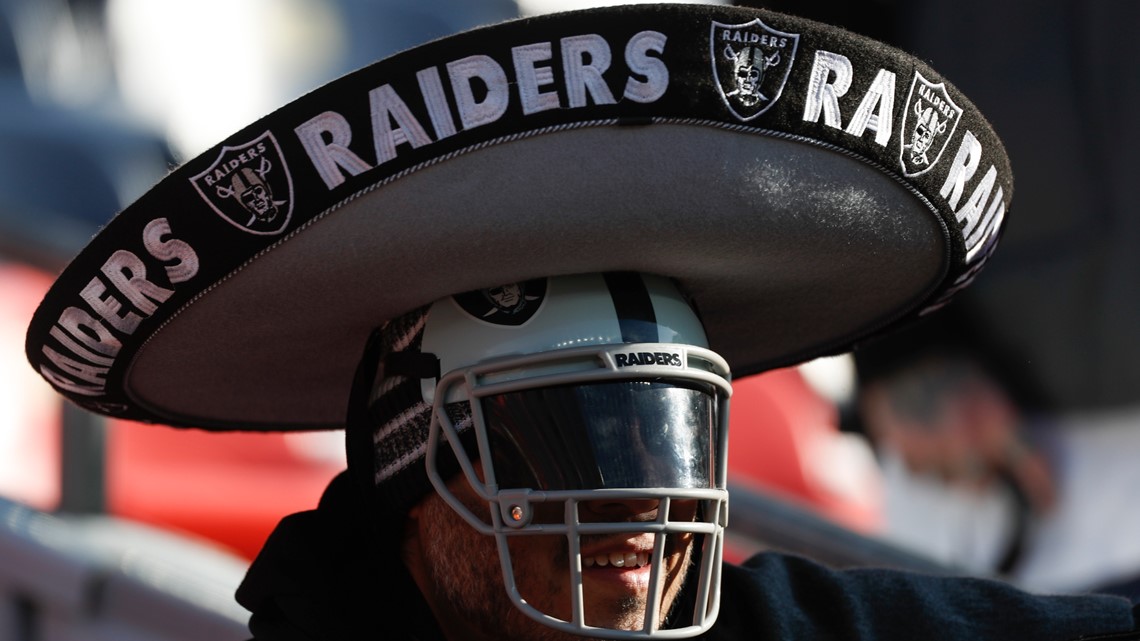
[419,272,732,639]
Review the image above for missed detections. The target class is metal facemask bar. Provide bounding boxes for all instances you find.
[425,342,732,639]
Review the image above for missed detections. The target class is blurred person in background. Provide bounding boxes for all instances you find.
[746,0,1140,600]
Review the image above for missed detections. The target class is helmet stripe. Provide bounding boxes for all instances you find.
[602,272,660,344]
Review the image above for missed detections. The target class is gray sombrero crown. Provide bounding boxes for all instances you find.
[25,3,1011,432]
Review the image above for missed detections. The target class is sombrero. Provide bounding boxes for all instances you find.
[24,3,1011,432]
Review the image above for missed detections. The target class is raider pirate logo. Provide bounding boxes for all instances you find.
[899,71,963,177]
[711,18,799,121]
[453,278,547,326]
[190,131,294,235]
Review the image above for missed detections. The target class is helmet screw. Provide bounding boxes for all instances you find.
[510,505,524,522]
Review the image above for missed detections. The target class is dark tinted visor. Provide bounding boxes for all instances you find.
[481,380,718,491]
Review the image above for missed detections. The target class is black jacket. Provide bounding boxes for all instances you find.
[236,473,1139,640]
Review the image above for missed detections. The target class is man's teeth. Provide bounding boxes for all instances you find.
[583,552,650,569]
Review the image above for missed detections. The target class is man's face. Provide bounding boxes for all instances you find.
[488,283,522,309]
[735,57,760,94]
[407,471,698,640]
[240,185,272,216]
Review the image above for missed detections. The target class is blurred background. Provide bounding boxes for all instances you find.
[1,0,1135,639]
[747,0,1140,605]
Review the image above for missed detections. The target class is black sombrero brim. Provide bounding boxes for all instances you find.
[25,3,1011,431]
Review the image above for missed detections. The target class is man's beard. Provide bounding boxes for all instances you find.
[416,490,577,641]
[414,490,694,641]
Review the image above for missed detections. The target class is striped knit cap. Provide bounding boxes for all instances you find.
[352,303,473,520]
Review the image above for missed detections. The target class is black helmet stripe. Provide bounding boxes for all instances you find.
[602,272,660,343]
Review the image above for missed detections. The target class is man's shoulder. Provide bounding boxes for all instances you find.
[713,552,1139,641]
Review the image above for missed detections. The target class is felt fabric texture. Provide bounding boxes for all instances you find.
[25,3,1012,431]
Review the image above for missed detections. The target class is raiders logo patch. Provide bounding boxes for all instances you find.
[613,350,683,368]
[711,18,799,121]
[453,278,547,326]
[899,71,963,177]
[190,131,294,235]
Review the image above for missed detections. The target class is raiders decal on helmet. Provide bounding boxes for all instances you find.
[710,18,799,121]
[190,131,295,235]
[899,71,964,177]
[453,278,548,326]
[612,349,684,368]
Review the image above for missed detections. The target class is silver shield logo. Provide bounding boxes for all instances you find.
[190,131,294,235]
[711,19,799,121]
[899,71,963,177]
[453,278,548,326]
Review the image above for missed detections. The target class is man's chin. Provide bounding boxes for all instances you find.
[583,595,650,633]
